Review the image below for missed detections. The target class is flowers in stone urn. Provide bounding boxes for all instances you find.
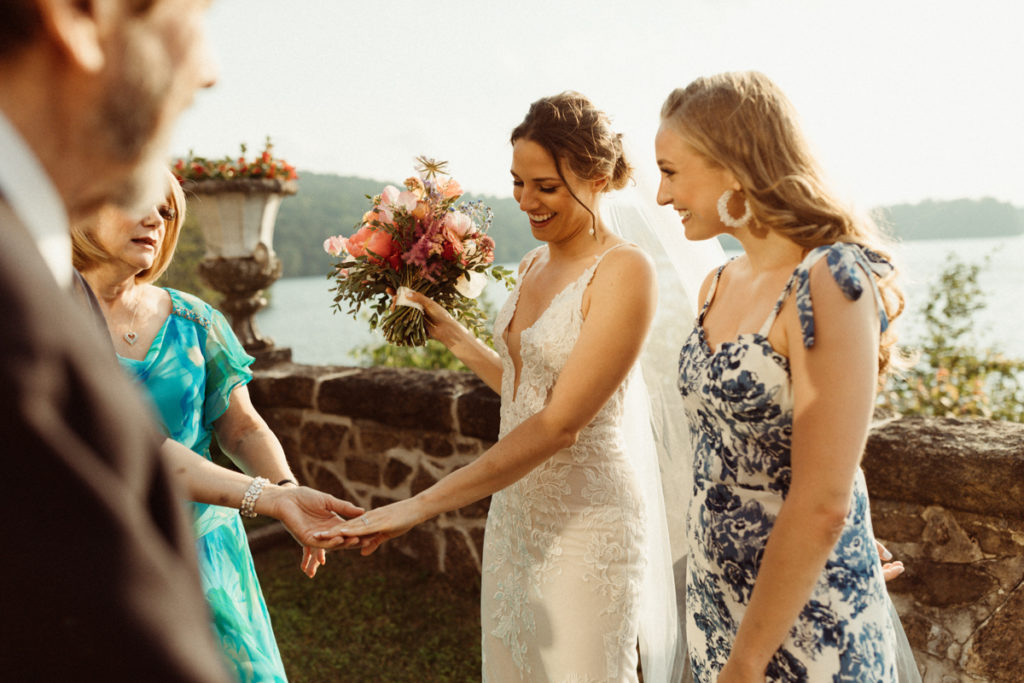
[171,137,299,356]
[173,136,298,185]
[324,157,514,347]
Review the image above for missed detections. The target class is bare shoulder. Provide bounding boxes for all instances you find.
[587,243,656,309]
[593,242,655,283]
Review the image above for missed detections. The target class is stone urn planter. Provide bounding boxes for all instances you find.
[182,176,297,365]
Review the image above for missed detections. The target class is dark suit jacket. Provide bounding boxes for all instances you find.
[0,200,232,682]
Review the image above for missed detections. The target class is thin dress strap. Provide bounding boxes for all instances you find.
[519,246,546,280]
[756,266,806,338]
[697,262,730,325]
[589,241,631,271]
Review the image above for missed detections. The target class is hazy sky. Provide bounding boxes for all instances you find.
[171,0,1024,209]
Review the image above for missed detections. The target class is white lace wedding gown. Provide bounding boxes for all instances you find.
[482,244,647,683]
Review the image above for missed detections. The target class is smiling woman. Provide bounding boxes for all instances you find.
[69,168,367,683]
[315,91,684,683]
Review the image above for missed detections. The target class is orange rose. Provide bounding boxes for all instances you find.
[364,229,396,260]
[346,227,373,258]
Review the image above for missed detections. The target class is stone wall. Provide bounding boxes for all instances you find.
[251,364,1024,683]
[863,417,1024,683]
[249,363,499,577]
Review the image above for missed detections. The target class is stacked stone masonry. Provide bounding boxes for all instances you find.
[250,364,1024,683]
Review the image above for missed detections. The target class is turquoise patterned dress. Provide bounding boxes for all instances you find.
[677,243,898,681]
[119,288,287,683]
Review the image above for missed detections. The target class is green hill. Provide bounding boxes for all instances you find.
[876,197,1024,241]
[170,172,1024,281]
[272,171,533,278]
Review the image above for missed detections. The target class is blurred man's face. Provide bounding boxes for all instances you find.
[90,0,216,214]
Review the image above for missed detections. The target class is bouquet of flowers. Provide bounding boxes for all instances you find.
[324,157,514,346]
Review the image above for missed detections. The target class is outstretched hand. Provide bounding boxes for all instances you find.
[313,497,429,556]
[266,486,365,576]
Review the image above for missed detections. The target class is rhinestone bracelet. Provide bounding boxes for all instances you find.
[240,476,269,518]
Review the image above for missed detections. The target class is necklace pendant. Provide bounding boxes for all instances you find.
[123,331,138,345]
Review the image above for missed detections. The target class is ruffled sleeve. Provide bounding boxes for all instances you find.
[201,304,255,430]
[167,289,255,430]
[792,243,894,349]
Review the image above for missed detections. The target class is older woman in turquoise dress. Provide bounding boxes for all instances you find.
[72,172,361,683]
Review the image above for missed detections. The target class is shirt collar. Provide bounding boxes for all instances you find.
[0,109,71,288]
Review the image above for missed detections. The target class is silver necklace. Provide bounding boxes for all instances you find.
[122,292,141,345]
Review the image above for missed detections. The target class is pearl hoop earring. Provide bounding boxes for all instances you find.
[717,190,752,229]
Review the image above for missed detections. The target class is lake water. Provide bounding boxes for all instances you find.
[257,235,1024,366]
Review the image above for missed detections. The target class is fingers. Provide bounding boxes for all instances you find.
[314,511,379,539]
[875,540,893,562]
[881,561,905,582]
[307,547,326,579]
[360,534,387,556]
[301,547,320,579]
[400,290,442,317]
[327,497,365,518]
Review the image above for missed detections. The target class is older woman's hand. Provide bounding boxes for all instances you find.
[260,485,365,577]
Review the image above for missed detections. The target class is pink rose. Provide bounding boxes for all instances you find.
[380,185,417,213]
[443,211,473,238]
[396,191,418,212]
[323,235,346,257]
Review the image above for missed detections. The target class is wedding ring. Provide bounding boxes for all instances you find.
[361,517,370,526]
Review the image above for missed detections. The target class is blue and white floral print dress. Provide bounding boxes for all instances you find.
[677,243,897,682]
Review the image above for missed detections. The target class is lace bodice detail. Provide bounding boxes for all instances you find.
[493,246,629,447]
[482,244,647,682]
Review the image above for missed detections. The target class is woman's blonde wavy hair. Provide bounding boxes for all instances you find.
[72,167,186,284]
[661,71,904,377]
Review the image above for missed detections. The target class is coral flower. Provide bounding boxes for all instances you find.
[346,227,373,258]
[436,177,463,200]
[364,229,397,261]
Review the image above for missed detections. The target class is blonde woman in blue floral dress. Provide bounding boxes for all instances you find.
[655,72,906,682]
[73,173,362,683]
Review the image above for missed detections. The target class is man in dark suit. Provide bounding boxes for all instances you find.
[0,1,233,679]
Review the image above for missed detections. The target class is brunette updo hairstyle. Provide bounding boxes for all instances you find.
[661,71,904,378]
[511,92,632,232]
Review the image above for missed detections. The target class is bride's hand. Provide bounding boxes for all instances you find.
[314,497,430,556]
[393,289,463,347]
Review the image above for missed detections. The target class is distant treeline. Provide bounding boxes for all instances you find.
[876,198,1024,241]
[168,172,1024,284]
[270,172,535,281]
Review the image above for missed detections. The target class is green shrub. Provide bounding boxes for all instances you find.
[881,254,1024,421]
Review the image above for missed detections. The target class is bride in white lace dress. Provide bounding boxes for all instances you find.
[328,92,680,682]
